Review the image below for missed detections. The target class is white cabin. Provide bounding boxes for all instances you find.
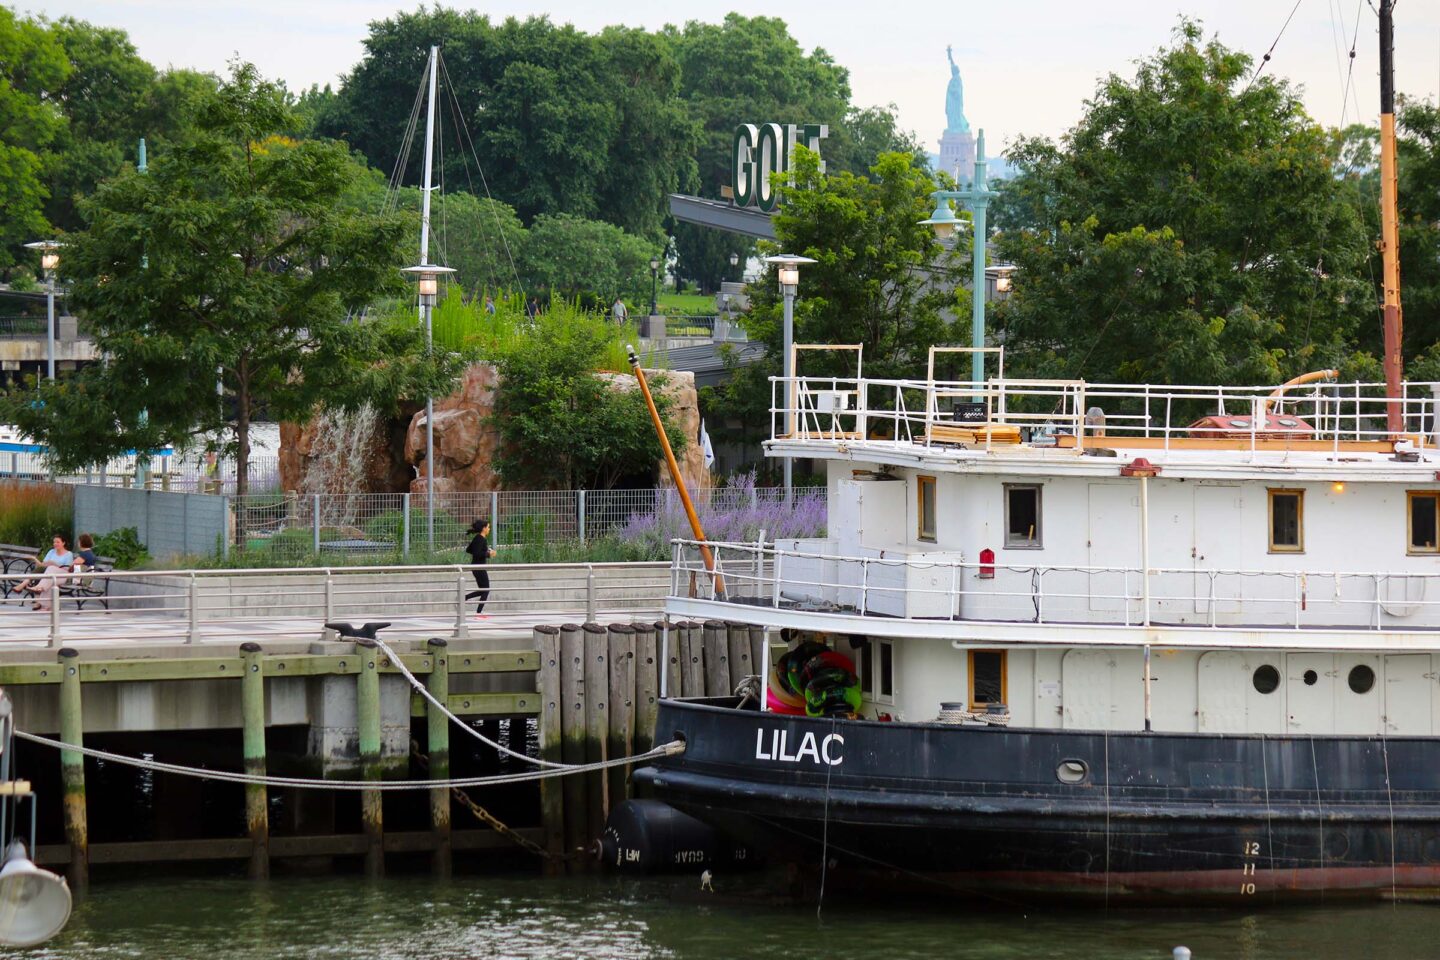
[665,364,1440,737]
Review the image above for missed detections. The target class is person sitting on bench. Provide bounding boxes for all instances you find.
[20,535,75,612]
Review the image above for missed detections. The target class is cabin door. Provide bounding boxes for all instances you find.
[1285,654,1336,734]
[1193,486,1243,616]
[1383,654,1431,735]
[1087,484,1140,617]
[1197,651,1285,733]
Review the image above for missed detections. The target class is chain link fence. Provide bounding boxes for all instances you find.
[229,485,828,560]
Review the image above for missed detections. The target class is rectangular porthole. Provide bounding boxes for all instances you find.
[1409,491,1440,554]
[879,640,894,698]
[1268,489,1304,553]
[1005,484,1042,548]
[917,475,937,542]
[968,650,1007,706]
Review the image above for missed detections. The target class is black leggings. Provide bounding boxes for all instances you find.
[466,569,490,614]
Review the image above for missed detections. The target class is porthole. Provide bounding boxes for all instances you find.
[1348,664,1375,695]
[1252,665,1280,695]
[1303,669,1318,686]
[1277,418,1299,427]
[1229,419,1250,429]
[1056,759,1089,784]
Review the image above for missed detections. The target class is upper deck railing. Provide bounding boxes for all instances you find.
[770,374,1440,453]
[668,539,1440,636]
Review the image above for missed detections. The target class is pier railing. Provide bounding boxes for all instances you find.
[770,375,1440,452]
[0,561,669,646]
[670,538,1440,634]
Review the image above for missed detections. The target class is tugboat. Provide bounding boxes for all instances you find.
[630,4,1440,903]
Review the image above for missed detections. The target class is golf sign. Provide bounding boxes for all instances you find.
[731,123,829,212]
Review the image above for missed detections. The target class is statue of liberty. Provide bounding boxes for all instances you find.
[945,45,970,133]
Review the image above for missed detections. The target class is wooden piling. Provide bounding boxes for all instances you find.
[57,647,87,891]
[726,621,752,691]
[680,621,704,698]
[702,620,729,697]
[355,638,383,878]
[632,622,658,754]
[239,642,269,880]
[582,622,608,849]
[534,625,565,870]
[606,624,636,812]
[659,620,681,703]
[750,625,767,681]
[425,637,451,879]
[558,624,589,865]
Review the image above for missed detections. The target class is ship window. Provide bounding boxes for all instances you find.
[1348,664,1375,695]
[968,650,1007,706]
[918,475,937,542]
[1268,489,1304,553]
[1408,492,1440,554]
[854,639,893,703]
[1252,664,1280,695]
[879,641,894,698]
[1005,484,1042,548]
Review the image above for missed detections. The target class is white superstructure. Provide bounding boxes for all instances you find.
[666,359,1440,737]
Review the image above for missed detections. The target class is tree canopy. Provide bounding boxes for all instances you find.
[0,64,458,502]
[994,21,1373,385]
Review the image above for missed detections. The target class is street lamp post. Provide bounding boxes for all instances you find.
[402,263,456,552]
[729,251,739,277]
[649,257,660,317]
[23,242,62,381]
[763,253,817,506]
[919,129,997,401]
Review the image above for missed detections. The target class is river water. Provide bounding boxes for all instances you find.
[12,871,1440,960]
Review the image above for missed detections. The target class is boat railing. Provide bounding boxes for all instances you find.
[669,538,1440,633]
[770,375,1440,453]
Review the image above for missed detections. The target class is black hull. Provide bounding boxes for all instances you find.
[633,699,1440,903]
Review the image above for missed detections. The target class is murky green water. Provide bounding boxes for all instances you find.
[9,871,1440,959]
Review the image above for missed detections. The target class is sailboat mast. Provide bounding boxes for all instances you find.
[1378,1,1404,435]
[419,45,439,302]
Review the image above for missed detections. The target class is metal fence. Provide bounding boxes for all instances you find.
[2,451,281,495]
[229,485,828,558]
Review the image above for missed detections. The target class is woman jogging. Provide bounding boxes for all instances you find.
[464,518,496,618]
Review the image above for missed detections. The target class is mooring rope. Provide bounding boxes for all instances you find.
[15,729,683,792]
[367,634,567,769]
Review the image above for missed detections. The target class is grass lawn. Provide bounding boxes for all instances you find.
[658,290,717,316]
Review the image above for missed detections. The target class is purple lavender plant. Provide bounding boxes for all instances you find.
[619,470,827,554]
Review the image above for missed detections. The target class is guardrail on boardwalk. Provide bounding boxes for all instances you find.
[0,561,670,647]
[670,538,1440,634]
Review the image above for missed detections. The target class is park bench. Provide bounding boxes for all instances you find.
[0,543,40,603]
[58,555,116,612]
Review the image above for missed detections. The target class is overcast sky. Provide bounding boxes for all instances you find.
[22,0,1440,155]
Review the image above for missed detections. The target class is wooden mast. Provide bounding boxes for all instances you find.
[627,346,724,597]
[1378,0,1404,436]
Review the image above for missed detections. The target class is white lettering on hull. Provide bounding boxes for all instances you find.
[755,727,844,766]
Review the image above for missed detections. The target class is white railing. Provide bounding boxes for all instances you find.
[669,539,1440,634]
[769,375,1440,453]
[0,561,668,647]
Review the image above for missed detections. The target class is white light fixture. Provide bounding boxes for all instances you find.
[401,263,455,305]
[778,266,799,287]
[0,841,70,947]
[40,254,58,272]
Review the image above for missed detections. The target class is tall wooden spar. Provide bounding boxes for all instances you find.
[627,347,723,595]
[1378,0,1404,435]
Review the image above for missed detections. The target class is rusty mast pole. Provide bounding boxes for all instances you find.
[1378,0,1404,436]
[627,346,724,597]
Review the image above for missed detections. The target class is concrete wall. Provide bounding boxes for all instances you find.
[74,485,226,561]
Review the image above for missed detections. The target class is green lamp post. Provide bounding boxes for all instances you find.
[920,129,997,399]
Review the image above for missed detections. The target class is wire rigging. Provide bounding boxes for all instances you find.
[438,52,522,290]
[1245,0,1308,94]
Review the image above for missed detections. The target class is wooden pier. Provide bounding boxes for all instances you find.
[0,614,759,886]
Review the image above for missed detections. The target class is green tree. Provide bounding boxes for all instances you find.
[706,147,959,449]
[995,21,1371,385]
[521,213,654,304]
[490,302,685,489]
[0,64,457,505]
[1389,99,1440,379]
[0,7,69,269]
[663,14,851,290]
[317,8,696,237]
